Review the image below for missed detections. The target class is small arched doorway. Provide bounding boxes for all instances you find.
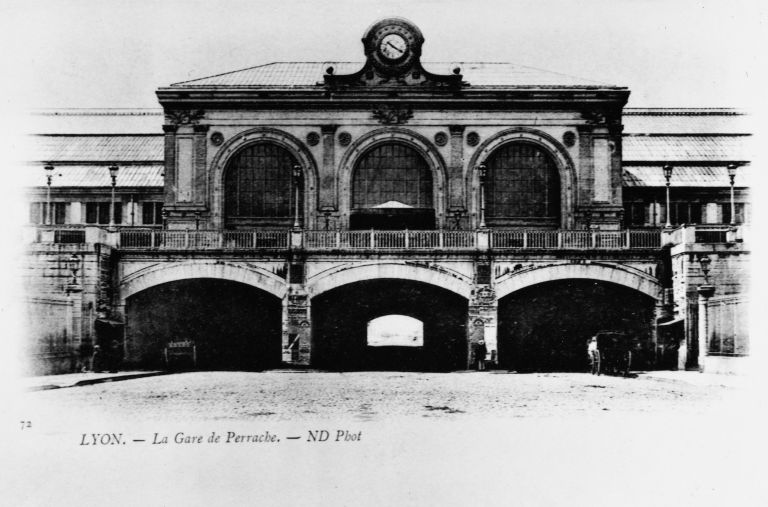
[485,142,561,228]
[223,142,302,228]
[350,143,435,229]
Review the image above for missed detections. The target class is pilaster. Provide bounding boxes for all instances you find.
[448,125,466,211]
[282,288,311,366]
[468,260,497,368]
[696,285,715,372]
[319,124,338,210]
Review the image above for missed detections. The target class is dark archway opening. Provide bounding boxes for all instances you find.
[125,279,281,370]
[498,279,655,372]
[312,279,467,371]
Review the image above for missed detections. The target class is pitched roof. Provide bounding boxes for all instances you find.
[623,165,750,188]
[25,165,164,188]
[622,135,748,162]
[31,135,164,162]
[29,109,164,135]
[171,61,613,88]
[623,108,750,134]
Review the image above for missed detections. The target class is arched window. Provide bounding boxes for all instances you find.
[351,143,434,229]
[224,143,301,227]
[485,142,560,227]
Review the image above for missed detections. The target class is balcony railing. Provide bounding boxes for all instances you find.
[304,230,477,250]
[27,226,665,251]
[119,229,290,250]
[491,229,661,249]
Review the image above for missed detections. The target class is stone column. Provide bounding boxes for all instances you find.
[192,124,210,207]
[319,125,338,211]
[448,125,466,212]
[66,283,83,370]
[696,285,715,372]
[467,284,498,369]
[282,290,311,366]
[162,124,178,204]
[591,126,611,203]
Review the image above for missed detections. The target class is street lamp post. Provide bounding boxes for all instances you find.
[44,164,54,225]
[67,253,82,285]
[663,165,673,228]
[477,164,488,229]
[698,254,712,284]
[108,164,119,229]
[292,165,302,229]
[727,164,738,227]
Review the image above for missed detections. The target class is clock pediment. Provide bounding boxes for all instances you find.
[322,18,465,89]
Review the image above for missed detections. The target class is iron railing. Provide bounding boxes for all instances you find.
[490,229,661,249]
[304,230,477,250]
[119,229,289,250]
[28,226,666,251]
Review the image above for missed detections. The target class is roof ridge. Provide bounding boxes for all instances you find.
[624,108,745,115]
[171,61,285,86]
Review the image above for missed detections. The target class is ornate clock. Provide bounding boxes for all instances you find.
[323,17,463,88]
[364,18,424,76]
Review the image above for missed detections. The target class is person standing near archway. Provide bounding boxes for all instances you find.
[474,340,488,371]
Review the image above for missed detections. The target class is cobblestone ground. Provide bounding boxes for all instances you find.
[8,371,763,507]
[20,370,748,424]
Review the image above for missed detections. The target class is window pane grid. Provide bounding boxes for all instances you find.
[486,143,560,220]
[352,144,433,209]
[224,143,300,220]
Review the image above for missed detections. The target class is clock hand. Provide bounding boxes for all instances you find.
[386,41,403,52]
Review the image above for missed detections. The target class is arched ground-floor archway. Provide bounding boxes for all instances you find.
[498,279,656,372]
[311,279,468,371]
[124,278,282,370]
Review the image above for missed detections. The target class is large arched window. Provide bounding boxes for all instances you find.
[351,143,434,229]
[485,142,560,227]
[224,143,302,228]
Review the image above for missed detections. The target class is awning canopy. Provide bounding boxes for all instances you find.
[658,317,685,327]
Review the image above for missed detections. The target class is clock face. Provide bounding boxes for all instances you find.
[365,19,423,75]
[379,33,407,60]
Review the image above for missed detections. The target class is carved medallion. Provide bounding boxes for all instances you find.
[434,131,448,147]
[338,132,352,146]
[562,131,576,147]
[466,131,480,147]
[306,131,320,146]
[210,131,224,146]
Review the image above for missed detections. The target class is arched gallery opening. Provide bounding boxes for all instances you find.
[124,279,282,370]
[497,279,655,372]
[311,279,467,371]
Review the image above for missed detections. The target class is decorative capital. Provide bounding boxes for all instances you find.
[162,124,178,133]
[372,104,413,125]
[448,125,466,136]
[193,124,210,134]
[165,109,205,126]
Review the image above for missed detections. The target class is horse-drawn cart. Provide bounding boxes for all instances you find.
[590,331,632,376]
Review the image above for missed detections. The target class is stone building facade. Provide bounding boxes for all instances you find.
[23,18,750,374]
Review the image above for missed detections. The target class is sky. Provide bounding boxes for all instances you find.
[2,0,765,110]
